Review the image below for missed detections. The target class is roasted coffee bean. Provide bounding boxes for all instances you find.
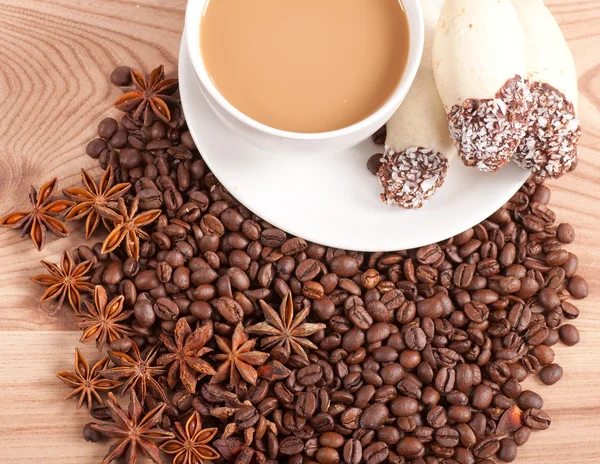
[347,304,373,330]
[83,422,103,443]
[447,405,471,424]
[135,270,159,290]
[399,350,421,370]
[110,65,132,86]
[109,337,132,353]
[568,275,589,299]
[330,255,360,278]
[390,397,419,417]
[417,244,444,266]
[502,379,522,399]
[538,287,560,310]
[435,367,455,393]
[380,363,405,385]
[531,345,555,365]
[377,426,402,446]
[396,437,424,457]
[454,423,476,449]
[556,223,575,244]
[279,437,304,456]
[435,427,460,448]
[298,364,323,386]
[235,405,259,429]
[544,328,560,346]
[373,346,398,363]
[134,300,155,327]
[453,263,475,288]
[518,390,544,410]
[464,301,489,324]
[427,406,447,429]
[364,441,389,464]
[405,327,427,351]
[559,323,580,346]
[340,407,362,430]
[343,438,363,464]
[214,297,243,323]
[471,384,493,410]
[153,297,179,320]
[523,408,551,430]
[304,281,325,299]
[315,447,339,464]
[539,363,563,385]
[312,412,335,433]
[514,426,532,446]
[320,432,344,449]
[472,436,500,459]
[360,403,389,430]
[417,297,444,319]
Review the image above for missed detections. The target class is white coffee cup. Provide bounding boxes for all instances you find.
[184,1,424,155]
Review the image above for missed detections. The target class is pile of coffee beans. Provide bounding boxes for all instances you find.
[71,66,587,464]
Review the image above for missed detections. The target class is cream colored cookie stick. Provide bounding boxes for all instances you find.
[432,0,529,172]
[378,0,452,209]
[512,0,581,179]
[386,0,456,160]
[513,0,577,107]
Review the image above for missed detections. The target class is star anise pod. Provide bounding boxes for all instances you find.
[96,197,161,261]
[0,178,74,250]
[78,285,134,350]
[114,65,178,126]
[30,250,94,312]
[56,348,122,410]
[63,166,131,238]
[245,291,326,361]
[211,323,269,388]
[161,410,220,464]
[90,390,174,464]
[102,340,167,402]
[157,318,216,394]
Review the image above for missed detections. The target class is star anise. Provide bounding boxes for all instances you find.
[101,340,167,402]
[56,348,122,410]
[114,65,178,126]
[157,318,216,394]
[78,285,134,350]
[161,410,220,464]
[90,390,174,464]
[211,323,269,388]
[30,250,94,312]
[245,291,326,361]
[63,166,131,238]
[0,178,74,250]
[96,197,161,261]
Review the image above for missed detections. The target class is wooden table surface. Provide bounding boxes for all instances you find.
[0,0,599,462]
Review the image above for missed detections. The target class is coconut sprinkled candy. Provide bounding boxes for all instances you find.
[512,0,581,178]
[432,0,530,172]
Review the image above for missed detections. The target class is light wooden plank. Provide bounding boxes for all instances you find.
[0,0,599,463]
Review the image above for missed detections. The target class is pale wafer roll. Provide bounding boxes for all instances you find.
[378,0,452,209]
[432,0,530,172]
[512,0,581,178]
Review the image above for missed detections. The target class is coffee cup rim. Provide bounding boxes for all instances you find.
[185,0,424,141]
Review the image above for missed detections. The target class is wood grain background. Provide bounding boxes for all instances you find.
[0,0,599,462]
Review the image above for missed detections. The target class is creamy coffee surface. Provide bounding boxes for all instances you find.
[201,0,410,133]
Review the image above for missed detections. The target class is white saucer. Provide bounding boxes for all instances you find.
[179,36,529,252]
